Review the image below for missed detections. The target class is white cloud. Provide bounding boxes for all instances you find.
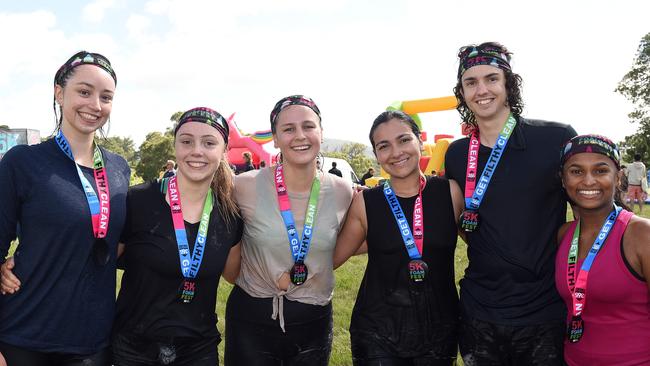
[82,0,116,23]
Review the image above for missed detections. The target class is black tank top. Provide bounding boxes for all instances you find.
[350,177,459,355]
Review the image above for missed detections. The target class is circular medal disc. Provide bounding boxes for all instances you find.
[408,259,428,283]
[93,238,110,266]
[567,316,585,343]
[178,278,197,304]
[289,262,308,286]
[459,210,480,233]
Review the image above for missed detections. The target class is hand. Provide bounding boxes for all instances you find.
[1,257,21,295]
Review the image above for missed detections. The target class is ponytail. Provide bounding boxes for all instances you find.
[211,158,240,226]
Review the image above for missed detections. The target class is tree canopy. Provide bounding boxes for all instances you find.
[616,32,650,165]
[323,142,376,177]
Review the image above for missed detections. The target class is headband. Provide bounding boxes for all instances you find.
[458,44,511,78]
[174,107,230,144]
[54,51,117,86]
[561,134,621,169]
[270,95,321,129]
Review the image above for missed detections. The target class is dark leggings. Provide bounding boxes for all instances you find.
[459,316,565,366]
[224,286,332,366]
[0,341,110,366]
[351,331,457,366]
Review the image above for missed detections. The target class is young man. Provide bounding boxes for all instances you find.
[627,153,647,213]
[444,42,577,365]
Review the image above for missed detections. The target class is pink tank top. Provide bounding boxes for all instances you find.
[555,210,650,366]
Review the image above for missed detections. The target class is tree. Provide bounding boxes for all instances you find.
[323,142,376,177]
[616,32,650,165]
[136,132,174,181]
[97,136,137,168]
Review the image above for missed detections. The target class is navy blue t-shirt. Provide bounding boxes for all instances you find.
[445,118,576,325]
[0,138,130,353]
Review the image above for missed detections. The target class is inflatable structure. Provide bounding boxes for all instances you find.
[225,113,278,169]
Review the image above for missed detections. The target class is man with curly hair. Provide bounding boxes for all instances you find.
[444,42,577,365]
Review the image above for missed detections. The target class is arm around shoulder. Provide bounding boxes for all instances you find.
[333,191,368,269]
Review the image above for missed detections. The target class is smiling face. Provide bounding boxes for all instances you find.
[272,105,322,167]
[174,122,226,184]
[55,64,115,139]
[460,64,510,124]
[562,152,619,212]
[372,118,423,180]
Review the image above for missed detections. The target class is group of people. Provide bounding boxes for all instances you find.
[0,41,647,366]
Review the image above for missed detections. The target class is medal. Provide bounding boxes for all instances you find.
[460,210,480,232]
[178,278,196,303]
[567,315,584,343]
[289,261,309,286]
[92,238,109,265]
[408,259,428,283]
[275,165,321,288]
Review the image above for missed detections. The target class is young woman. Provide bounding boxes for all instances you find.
[224,95,353,365]
[334,110,464,365]
[556,134,650,365]
[111,107,243,365]
[0,51,130,365]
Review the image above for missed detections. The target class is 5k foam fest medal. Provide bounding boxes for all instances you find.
[383,176,428,283]
[566,206,621,343]
[460,114,516,232]
[167,176,214,303]
[275,164,321,286]
[55,131,111,265]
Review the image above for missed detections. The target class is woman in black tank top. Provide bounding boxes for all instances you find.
[334,111,464,366]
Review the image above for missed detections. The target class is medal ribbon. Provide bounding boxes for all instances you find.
[274,165,321,263]
[55,131,110,238]
[464,114,517,209]
[383,176,426,258]
[567,206,621,318]
[167,176,214,278]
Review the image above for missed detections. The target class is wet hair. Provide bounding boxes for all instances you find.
[52,51,116,136]
[369,110,420,152]
[453,42,524,130]
[269,95,321,134]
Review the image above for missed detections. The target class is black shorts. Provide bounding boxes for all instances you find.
[459,316,565,366]
[351,328,457,366]
[0,341,110,366]
[224,285,332,366]
[111,332,218,366]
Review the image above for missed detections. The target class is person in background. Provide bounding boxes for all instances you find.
[0,51,129,366]
[225,95,353,365]
[627,153,647,213]
[242,152,255,172]
[328,161,342,177]
[162,159,176,178]
[555,134,650,365]
[444,41,577,365]
[359,167,375,186]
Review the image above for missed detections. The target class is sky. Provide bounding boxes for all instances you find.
[1,0,649,148]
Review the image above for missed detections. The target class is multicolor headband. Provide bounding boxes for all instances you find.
[269,95,321,130]
[54,51,117,86]
[174,107,230,144]
[561,134,621,169]
[457,44,511,78]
